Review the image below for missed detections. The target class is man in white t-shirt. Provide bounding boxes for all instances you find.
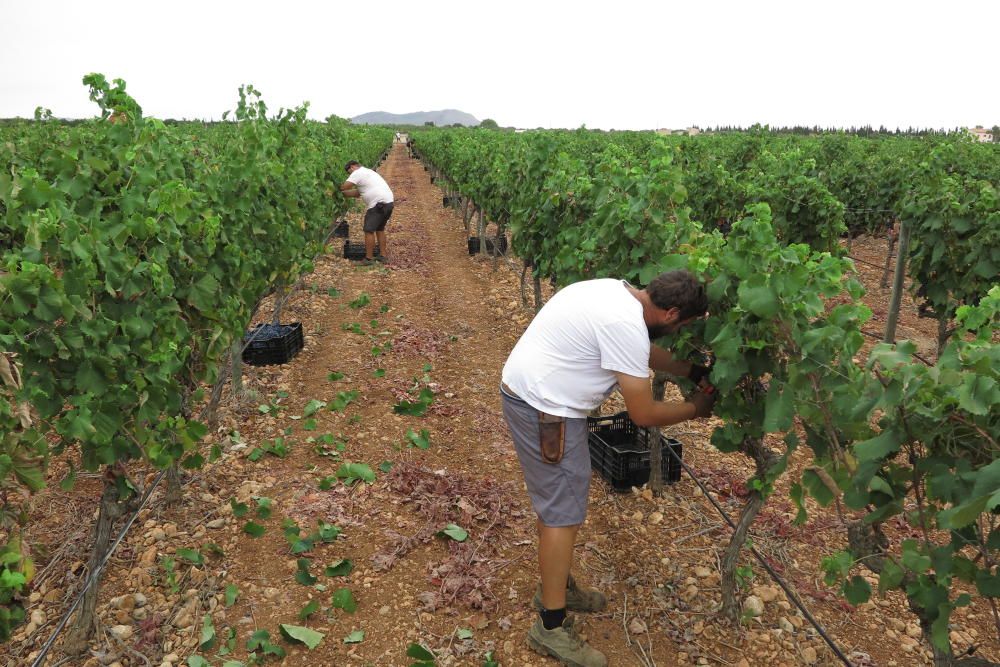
[501,270,715,666]
[340,161,395,264]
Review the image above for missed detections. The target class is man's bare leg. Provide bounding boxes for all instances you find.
[375,230,388,260]
[364,232,376,260]
[538,519,578,610]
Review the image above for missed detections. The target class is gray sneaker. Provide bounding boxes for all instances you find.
[527,616,607,667]
[533,575,608,613]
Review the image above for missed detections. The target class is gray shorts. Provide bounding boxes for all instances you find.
[501,388,591,527]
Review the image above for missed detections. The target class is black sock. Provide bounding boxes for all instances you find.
[540,606,567,630]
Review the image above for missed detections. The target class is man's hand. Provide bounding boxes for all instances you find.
[686,387,717,419]
[616,373,699,427]
[339,181,360,198]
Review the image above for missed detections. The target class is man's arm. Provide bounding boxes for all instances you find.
[339,181,360,198]
[649,345,693,377]
[615,373,696,427]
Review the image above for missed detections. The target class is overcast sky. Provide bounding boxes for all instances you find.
[1,0,996,131]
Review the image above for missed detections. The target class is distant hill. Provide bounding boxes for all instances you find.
[351,109,480,127]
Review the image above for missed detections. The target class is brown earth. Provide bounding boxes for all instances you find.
[5,144,998,667]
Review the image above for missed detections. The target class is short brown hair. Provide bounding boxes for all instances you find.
[646,270,707,320]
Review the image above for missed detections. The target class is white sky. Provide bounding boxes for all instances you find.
[1,0,996,131]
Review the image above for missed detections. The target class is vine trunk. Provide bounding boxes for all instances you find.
[63,471,137,654]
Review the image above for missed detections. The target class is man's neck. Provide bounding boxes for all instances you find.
[625,283,662,330]
[624,282,646,304]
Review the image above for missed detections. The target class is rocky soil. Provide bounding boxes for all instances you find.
[4,145,998,667]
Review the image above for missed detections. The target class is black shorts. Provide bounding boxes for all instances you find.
[363,202,394,232]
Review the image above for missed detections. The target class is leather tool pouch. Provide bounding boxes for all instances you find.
[538,412,566,464]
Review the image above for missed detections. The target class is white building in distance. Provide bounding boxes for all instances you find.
[967,126,994,142]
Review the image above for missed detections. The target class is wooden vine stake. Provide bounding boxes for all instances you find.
[883,220,910,343]
[476,207,486,256]
[880,222,898,288]
[645,371,668,495]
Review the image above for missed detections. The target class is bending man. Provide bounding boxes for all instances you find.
[340,160,394,264]
[501,270,716,666]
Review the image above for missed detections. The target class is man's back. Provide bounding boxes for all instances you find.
[502,279,650,418]
[346,166,393,210]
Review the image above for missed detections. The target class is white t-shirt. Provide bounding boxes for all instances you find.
[347,166,394,211]
[502,279,650,418]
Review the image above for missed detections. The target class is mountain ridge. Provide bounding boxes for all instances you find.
[351,109,480,127]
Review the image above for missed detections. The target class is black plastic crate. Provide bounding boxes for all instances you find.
[242,322,304,366]
[343,241,381,260]
[587,411,683,492]
[468,236,508,255]
[332,220,349,238]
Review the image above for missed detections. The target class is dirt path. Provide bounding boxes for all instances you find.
[10,145,999,667]
[208,144,544,665]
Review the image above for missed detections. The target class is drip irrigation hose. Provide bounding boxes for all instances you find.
[661,442,855,666]
[30,468,167,667]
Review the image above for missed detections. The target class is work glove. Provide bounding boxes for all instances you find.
[687,387,717,419]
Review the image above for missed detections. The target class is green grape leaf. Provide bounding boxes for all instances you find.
[436,523,468,542]
[280,624,325,649]
[243,522,266,538]
[224,583,239,607]
[331,587,358,613]
[298,599,321,620]
[324,559,353,577]
[407,643,436,660]
[762,382,794,432]
[843,576,871,605]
